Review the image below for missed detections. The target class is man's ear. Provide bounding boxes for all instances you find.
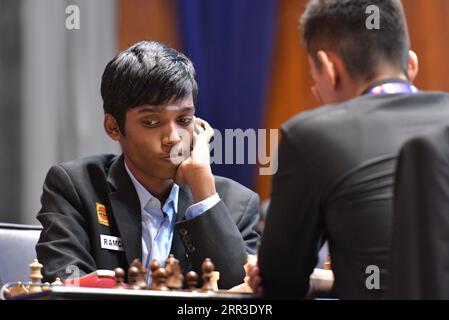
[407,50,419,82]
[104,114,121,141]
[316,50,337,88]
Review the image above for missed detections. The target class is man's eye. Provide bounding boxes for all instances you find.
[142,119,159,127]
[178,117,193,125]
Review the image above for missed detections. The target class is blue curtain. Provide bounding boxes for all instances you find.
[177,0,278,189]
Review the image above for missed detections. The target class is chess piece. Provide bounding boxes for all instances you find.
[151,267,169,291]
[127,266,141,290]
[5,282,29,298]
[149,259,160,274]
[148,260,168,291]
[130,259,147,289]
[211,271,220,291]
[42,282,51,291]
[114,267,126,289]
[165,254,184,290]
[28,259,43,294]
[51,278,63,286]
[201,258,215,292]
[186,271,199,292]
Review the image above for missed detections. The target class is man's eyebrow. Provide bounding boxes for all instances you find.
[167,105,196,112]
[137,105,195,113]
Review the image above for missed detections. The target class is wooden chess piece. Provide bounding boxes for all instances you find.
[42,282,51,291]
[51,278,63,286]
[165,254,184,290]
[201,258,215,292]
[28,259,43,294]
[211,271,220,291]
[149,259,160,274]
[150,267,169,291]
[127,266,141,290]
[148,260,168,291]
[130,259,147,289]
[114,267,126,289]
[5,281,29,298]
[186,271,199,292]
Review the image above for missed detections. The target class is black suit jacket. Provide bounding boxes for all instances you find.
[387,126,449,299]
[36,154,260,289]
[258,89,449,299]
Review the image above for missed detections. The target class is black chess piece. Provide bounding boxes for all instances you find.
[114,267,125,289]
[201,258,215,292]
[130,259,147,289]
[151,267,169,291]
[127,266,141,290]
[165,254,184,290]
[186,271,199,292]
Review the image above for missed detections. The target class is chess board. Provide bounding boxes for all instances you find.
[1,254,336,300]
[1,256,256,300]
[2,284,252,300]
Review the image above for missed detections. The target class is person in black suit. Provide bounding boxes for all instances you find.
[387,126,449,299]
[36,41,260,289]
[249,0,449,299]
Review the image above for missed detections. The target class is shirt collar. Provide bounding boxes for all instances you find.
[361,77,412,95]
[124,161,179,221]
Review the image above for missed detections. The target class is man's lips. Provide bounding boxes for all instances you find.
[160,155,184,164]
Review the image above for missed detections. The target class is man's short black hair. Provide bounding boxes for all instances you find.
[300,0,410,82]
[101,41,198,133]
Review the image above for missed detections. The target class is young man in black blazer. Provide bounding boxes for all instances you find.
[250,0,449,299]
[36,41,260,289]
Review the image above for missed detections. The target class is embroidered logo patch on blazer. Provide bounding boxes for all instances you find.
[96,202,109,227]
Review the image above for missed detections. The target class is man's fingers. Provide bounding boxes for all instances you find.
[174,162,186,186]
[248,265,259,278]
[194,117,214,141]
[248,264,263,293]
[249,275,262,293]
[252,275,261,287]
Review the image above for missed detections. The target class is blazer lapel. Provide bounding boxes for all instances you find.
[171,185,194,270]
[107,155,142,266]
[176,185,194,222]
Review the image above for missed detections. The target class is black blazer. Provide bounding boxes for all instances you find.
[258,90,449,299]
[36,154,260,289]
[387,126,449,299]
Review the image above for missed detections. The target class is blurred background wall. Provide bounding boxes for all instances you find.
[0,0,449,224]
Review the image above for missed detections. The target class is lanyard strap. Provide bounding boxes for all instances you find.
[367,82,418,95]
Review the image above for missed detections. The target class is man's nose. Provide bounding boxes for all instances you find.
[162,122,183,146]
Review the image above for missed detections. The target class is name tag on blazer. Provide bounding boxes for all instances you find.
[100,235,124,251]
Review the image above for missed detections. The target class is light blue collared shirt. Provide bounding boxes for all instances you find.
[124,162,220,269]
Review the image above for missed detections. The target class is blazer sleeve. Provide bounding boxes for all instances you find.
[175,192,260,289]
[258,130,326,298]
[36,165,95,282]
